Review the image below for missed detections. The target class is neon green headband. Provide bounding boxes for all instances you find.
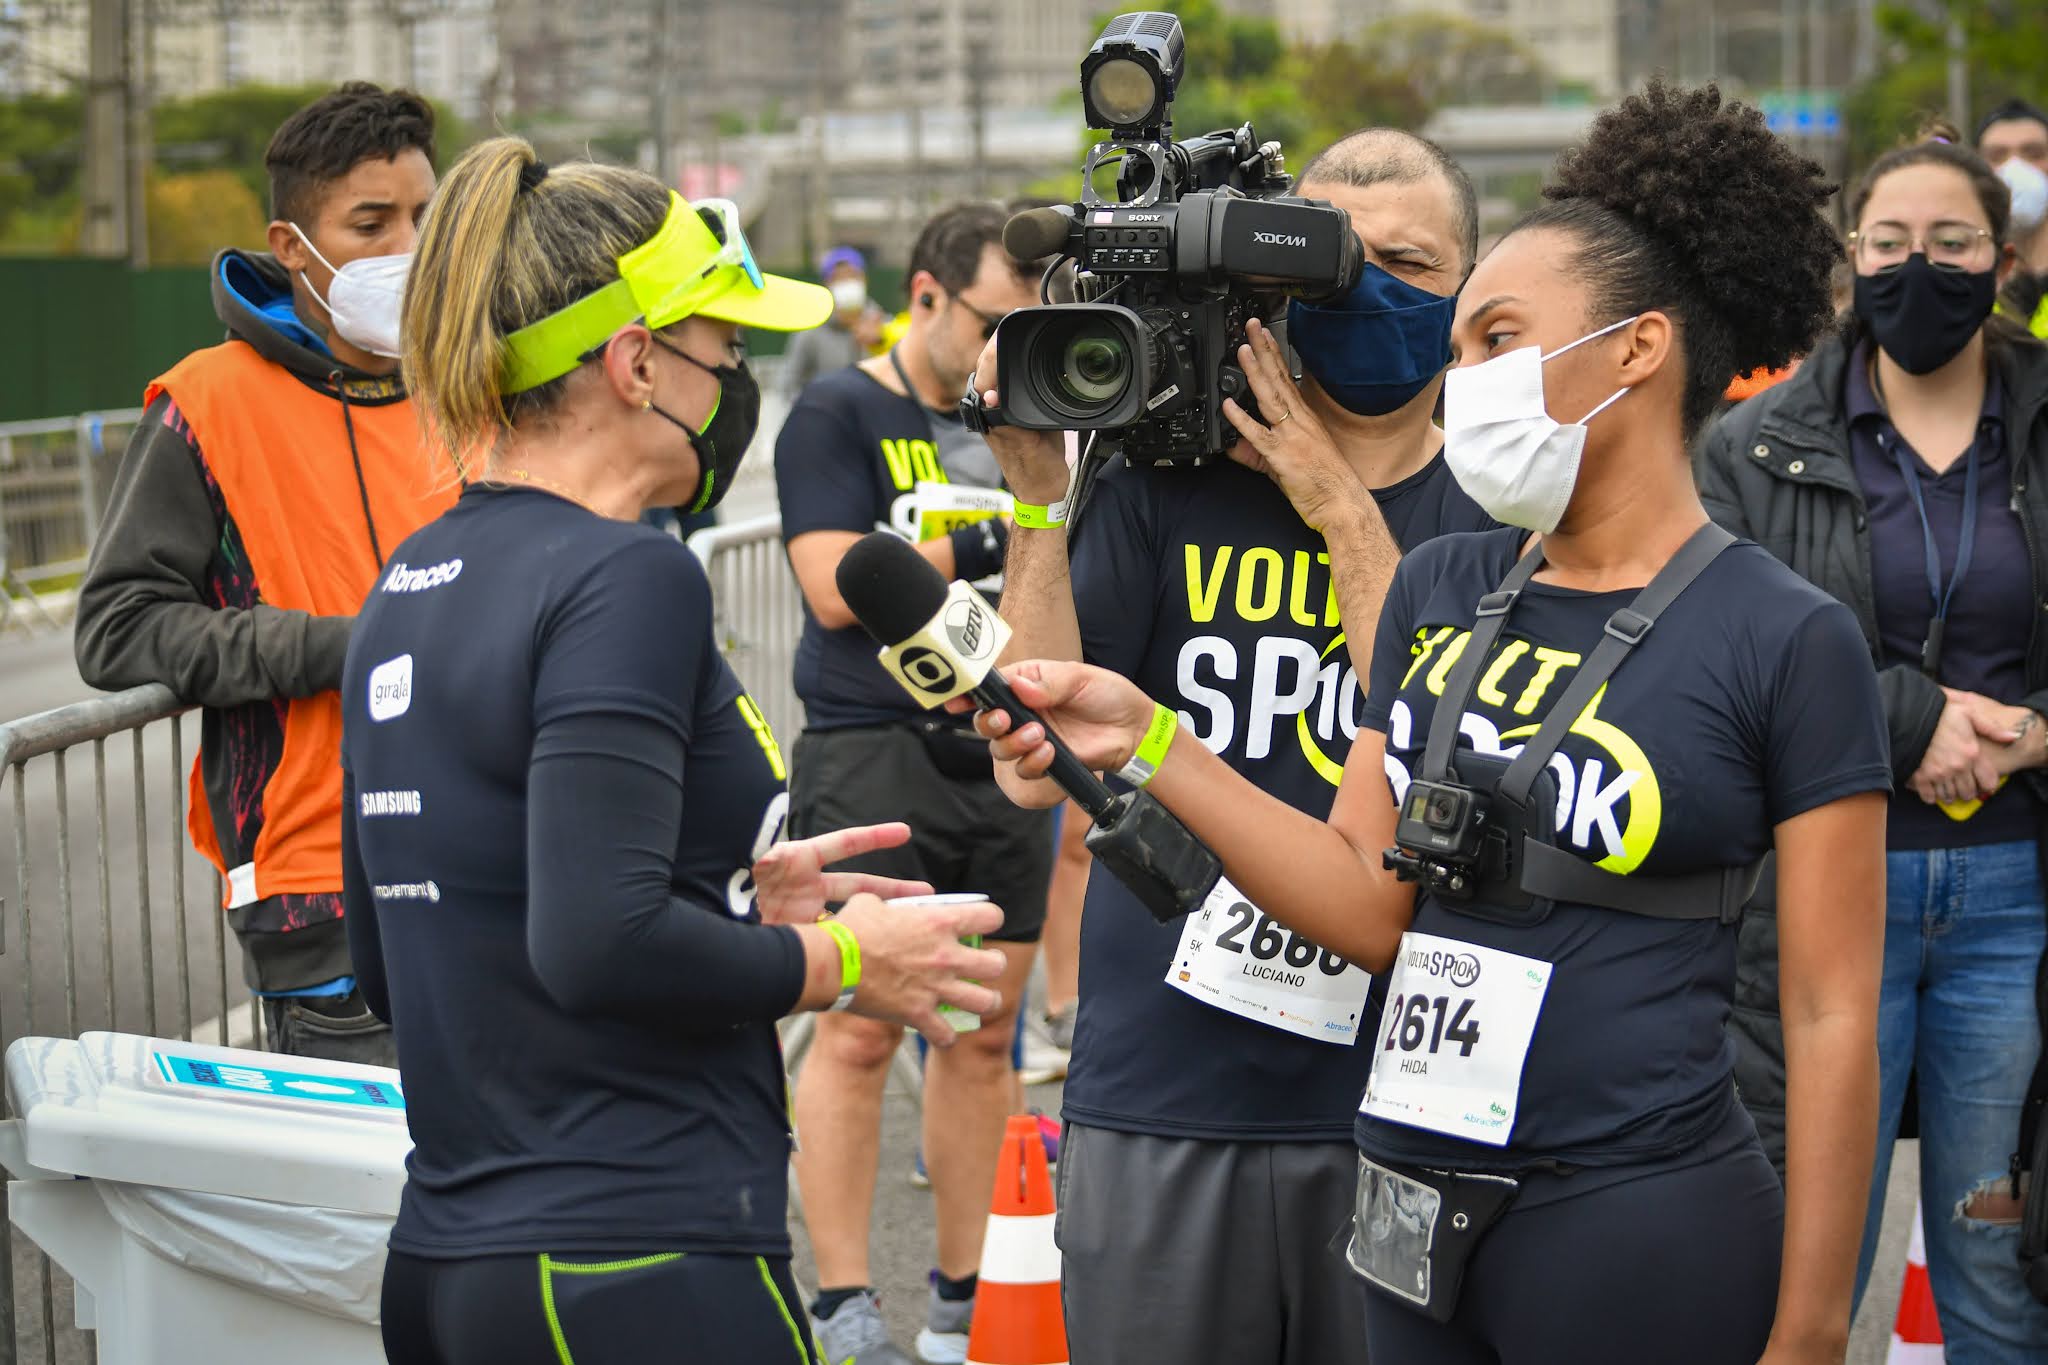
[499,191,757,395]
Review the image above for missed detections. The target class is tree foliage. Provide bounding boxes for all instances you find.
[0,82,472,253]
[1843,0,2048,177]
[1053,0,1551,191]
[147,168,267,264]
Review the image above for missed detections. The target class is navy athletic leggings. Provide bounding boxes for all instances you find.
[1361,1141,1786,1365]
[380,1248,822,1365]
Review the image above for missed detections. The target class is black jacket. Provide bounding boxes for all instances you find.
[1694,327,2048,1169]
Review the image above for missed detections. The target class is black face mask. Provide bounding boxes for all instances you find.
[1852,254,1999,376]
[650,336,761,513]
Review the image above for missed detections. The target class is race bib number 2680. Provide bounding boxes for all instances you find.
[1165,876,1372,1045]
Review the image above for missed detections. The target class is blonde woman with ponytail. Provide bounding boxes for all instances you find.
[337,137,1009,1365]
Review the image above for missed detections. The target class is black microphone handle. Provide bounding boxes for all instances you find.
[969,671,1119,824]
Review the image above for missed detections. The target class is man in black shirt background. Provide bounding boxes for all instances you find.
[973,129,1488,1365]
[775,203,1053,1365]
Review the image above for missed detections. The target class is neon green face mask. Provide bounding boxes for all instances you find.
[499,192,831,394]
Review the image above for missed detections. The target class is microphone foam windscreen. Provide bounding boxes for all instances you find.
[1003,206,1073,263]
[836,531,950,647]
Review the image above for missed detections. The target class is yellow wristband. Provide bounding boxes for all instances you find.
[1012,497,1068,530]
[818,918,861,1008]
[1118,703,1178,788]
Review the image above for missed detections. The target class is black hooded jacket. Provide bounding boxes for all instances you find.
[1695,327,2048,1168]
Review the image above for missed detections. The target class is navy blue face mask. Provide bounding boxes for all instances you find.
[1287,262,1456,416]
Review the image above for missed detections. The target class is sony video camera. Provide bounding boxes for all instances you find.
[961,11,1364,464]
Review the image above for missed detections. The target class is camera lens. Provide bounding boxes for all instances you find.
[1063,334,1128,402]
[1032,315,1135,420]
[1425,792,1458,828]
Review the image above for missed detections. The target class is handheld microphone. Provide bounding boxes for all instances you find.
[837,531,1221,922]
[836,532,1116,821]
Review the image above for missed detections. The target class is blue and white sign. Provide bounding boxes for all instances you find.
[152,1051,406,1112]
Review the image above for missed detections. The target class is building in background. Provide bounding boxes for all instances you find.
[495,0,849,133]
[842,0,1095,113]
[7,0,497,114]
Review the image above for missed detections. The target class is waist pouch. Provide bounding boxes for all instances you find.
[906,717,996,783]
[1344,1153,1520,1323]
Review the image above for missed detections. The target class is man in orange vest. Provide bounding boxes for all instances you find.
[75,83,454,1064]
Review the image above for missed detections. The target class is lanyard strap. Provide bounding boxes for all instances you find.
[888,346,945,444]
[1884,427,1979,677]
[1419,524,1736,799]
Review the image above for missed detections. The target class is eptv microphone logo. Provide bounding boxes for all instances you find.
[944,596,996,662]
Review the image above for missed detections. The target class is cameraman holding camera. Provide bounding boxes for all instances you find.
[974,128,1487,1365]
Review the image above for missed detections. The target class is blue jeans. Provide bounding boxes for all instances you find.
[1854,840,2048,1363]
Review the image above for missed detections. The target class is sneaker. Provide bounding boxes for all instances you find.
[909,1145,931,1189]
[1019,1001,1076,1085]
[914,1285,972,1364]
[812,1290,913,1365]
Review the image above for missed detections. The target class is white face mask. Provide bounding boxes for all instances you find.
[1442,316,1638,533]
[1999,157,2048,233]
[829,277,868,314]
[290,224,410,359]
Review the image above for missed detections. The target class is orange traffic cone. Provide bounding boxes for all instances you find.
[964,1113,1069,1365]
[1888,1198,1945,1363]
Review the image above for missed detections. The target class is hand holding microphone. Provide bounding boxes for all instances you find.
[836,532,1221,922]
[966,660,1160,798]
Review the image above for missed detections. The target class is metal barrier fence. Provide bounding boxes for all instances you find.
[0,683,267,1365]
[689,513,806,751]
[0,412,141,627]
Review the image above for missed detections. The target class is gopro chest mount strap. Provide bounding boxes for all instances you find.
[1416,522,1758,924]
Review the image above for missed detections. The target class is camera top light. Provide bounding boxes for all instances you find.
[1086,60,1161,129]
[1080,12,1185,134]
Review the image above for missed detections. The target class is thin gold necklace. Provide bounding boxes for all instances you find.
[497,467,597,514]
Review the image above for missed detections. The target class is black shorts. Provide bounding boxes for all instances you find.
[790,723,1056,943]
[381,1248,820,1365]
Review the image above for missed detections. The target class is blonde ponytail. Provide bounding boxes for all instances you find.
[402,137,671,478]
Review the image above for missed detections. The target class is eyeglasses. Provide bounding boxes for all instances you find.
[953,296,1009,342]
[1847,224,1995,273]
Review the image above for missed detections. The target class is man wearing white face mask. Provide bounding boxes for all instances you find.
[75,83,454,1065]
[780,245,886,399]
[1976,98,2048,339]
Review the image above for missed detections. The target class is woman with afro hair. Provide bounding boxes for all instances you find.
[968,82,1889,1363]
